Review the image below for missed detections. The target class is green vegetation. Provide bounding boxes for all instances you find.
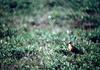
[0,0,100,70]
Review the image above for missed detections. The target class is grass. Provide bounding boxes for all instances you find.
[0,24,100,70]
[0,0,100,70]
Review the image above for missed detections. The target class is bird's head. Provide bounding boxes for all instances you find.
[68,41,72,44]
[66,41,72,45]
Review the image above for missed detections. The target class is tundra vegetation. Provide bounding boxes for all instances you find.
[0,0,100,70]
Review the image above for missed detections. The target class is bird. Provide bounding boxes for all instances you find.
[67,41,83,55]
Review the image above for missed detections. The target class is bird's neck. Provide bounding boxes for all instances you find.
[68,44,72,46]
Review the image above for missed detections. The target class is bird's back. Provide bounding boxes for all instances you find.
[68,44,83,54]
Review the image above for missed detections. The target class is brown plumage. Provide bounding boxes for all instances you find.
[67,41,83,54]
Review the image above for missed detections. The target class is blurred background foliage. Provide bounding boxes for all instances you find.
[0,0,100,70]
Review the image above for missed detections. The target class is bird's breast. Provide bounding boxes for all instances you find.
[68,44,73,51]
